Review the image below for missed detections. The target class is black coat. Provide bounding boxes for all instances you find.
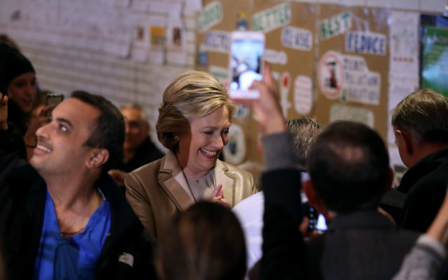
[0,130,156,280]
[261,169,420,280]
[398,148,448,232]
[117,137,164,173]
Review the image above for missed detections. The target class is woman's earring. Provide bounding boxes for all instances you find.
[174,135,180,141]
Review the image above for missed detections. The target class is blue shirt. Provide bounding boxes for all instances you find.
[33,189,111,280]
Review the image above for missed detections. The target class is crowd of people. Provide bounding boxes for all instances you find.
[1,35,448,280]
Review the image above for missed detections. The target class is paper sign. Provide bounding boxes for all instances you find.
[204,30,230,53]
[320,12,351,40]
[330,104,374,128]
[318,51,344,100]
[390,11,419,80]
[264,49,288,65]
[294,75,312,115]
[280,72,292,117]
[281,26,312,51]
[197,1,223,33]
[252,3,291,33]
[345,31,387,55]
[223,124,246,165]
[342,55,381,105]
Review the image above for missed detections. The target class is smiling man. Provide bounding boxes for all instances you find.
[0,91,156,280]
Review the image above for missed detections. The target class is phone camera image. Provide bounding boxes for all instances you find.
[228,31,265,99]
[230,40,263,90]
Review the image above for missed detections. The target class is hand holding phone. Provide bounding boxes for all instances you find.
[45,93,64,116]
[228,31,265,99]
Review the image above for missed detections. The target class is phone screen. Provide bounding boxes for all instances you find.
[308,207,327,232]
[45,93,64,116]
[229,39,264,93]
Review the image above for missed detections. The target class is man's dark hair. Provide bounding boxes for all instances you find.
[307,121,390,213]
[71,91,125,172]
[287,118,323,171]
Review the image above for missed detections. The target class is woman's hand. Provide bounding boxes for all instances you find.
[211,184,231,209]
[0,94,8,130]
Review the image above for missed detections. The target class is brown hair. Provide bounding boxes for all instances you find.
[157,202,246,280]
[392,88,448,144]
[156,71,237,151]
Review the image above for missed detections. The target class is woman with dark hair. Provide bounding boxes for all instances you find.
[0,43,50,160]
[156,202,247,280]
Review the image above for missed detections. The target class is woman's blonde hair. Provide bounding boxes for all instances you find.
[156,71,237,151]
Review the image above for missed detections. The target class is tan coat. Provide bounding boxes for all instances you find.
[125,151,257,238]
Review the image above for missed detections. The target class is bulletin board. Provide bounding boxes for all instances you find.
[196,0,316,170]
[316,5,390,140]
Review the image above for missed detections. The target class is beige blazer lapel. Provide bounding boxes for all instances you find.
[214,160,237,206]
[158,151,195,211]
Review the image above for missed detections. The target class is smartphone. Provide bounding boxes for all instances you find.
[308,206,327,232]
[45,93,64,116]
[228,31,265,99]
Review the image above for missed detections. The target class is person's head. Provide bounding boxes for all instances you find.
[392,89,448,167]
[156,202,246,280]
[304,121,392,216]
[286,117,323,171]
[0,42,36,114]
[0,34,21,52]
[120,104,150,152]
[156,71,237,176]
[30,91,125,176]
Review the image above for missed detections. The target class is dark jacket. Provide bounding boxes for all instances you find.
[261,169,420,280]
[0,130,156,280]
[117,137,164,173]
[398,148,448,232]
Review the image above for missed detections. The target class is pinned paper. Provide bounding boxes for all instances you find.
[294,76,312,115]
[320,12,351,40]
[197,1,223,33]
[204,30,231,53]
[252,3,291,33]
[330,104,374,128]
[345,32,387,56]
[341,55,381,105]
[318,51,344,100]
[282,26,312,51]
[279,72,292,118]
[223,124,246,165]
[264,49,288,65]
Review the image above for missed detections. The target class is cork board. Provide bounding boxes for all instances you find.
[316,5,390,140]
[196,0,317,168]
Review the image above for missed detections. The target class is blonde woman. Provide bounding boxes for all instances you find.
[125,71,257,238]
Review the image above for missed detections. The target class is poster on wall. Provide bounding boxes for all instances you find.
[389,11,419,80]
[422,26,448,97]
[316,5,390,141]
[196,0,316,168]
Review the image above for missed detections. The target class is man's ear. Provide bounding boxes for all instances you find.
[86,149,109,169]
[395,129,414,156]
